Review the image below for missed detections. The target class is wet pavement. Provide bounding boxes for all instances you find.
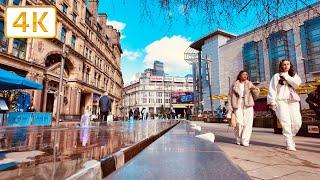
[193,121,320,180]
[108,120,250,180]
[0,120,178,180]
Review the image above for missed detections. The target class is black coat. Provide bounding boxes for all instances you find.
[99,96,111,113]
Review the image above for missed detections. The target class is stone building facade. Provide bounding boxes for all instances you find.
[0,0,124,119]
[189,2,320,112]
[123,75,193,118]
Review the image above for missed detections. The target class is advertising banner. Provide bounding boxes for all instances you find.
[150,76,163,81]
[171,92,194,104]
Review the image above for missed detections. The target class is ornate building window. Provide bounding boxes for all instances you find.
[13,38,26,59]
[72,13,77,23]
[61,27,66,43]
[71,35,76,49]
[0,0,8,5]
[0,21,8,53]
[13,0,21,5]
[62,3,68,15]
[73,0,78,12]
[84,67,90,84]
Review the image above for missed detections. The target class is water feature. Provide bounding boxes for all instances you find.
[0,120,178,179]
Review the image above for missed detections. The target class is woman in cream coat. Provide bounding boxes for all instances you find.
[228,70,260,146]
[267,59,302,151]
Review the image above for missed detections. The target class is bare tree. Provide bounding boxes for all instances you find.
[139,0,319,36]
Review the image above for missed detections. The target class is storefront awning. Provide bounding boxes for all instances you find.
[172,104,193,108]
[0,68,43,90]
[212,95,228,100]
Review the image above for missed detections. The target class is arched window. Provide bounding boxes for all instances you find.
[71,35,76,48]
[61,27,66,43]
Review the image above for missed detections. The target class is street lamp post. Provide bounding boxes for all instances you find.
[301,57,308,83]
[55,43,67,127]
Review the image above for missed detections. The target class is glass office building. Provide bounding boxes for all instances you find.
[301,16,320,74]
[242,41,265,82]
[267,30,297,77]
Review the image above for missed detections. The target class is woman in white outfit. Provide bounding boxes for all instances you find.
[267,59,302,151]
[228,70,260,146]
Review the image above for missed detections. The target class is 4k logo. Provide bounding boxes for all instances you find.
[5,6,56,38]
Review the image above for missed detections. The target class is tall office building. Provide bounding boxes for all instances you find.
[153,60,164,76]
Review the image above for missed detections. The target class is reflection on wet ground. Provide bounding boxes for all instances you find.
[0,120,178,179]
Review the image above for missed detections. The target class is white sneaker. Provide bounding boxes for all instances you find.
[287,146,296,151]
[241,143,249,147]
[236,138,241,145]
[286,139,296,151]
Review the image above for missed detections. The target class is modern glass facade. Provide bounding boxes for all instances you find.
[300,16,320,73]
[242,41,265,82]
[267,30,297,77]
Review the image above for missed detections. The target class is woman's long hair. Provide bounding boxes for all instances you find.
[278,59,295,77]
[237,70,248,81]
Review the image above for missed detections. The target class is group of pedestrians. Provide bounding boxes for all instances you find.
[128,107,149,120]
[227,59,302,151]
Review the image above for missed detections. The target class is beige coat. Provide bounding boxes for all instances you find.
[228,80,260,110]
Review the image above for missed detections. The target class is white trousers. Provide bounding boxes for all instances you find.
[234,98,254,145]
[143,114,147,120]
[275,101,302,147]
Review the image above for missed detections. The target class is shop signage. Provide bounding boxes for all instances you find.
[307,125,320,134]
[150,76,163,81]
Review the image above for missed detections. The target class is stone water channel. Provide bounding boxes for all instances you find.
[0,120,178,179]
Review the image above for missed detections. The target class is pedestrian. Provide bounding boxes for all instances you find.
[80,110,90,146]
[134,108,139,120]
[223,101,228,116]
[99,92,112,122]
[228,70,260,147]
[216,105,223,123]
[186,107,192,120]
[128,109,133,121]
[267,59,302,151]
[142,108,148,120]
[306,85,320,120]
[27,103,36,112]
[170,107,175,119]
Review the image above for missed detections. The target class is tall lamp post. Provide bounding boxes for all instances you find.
[301,57,308,83]
[55,43,67,127]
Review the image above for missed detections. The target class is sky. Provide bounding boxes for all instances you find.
[97,0,318,84]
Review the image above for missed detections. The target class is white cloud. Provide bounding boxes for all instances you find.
[122,49,142,61]
[107,20,126,39]
[143,35,192,74]
[107,20,126,31]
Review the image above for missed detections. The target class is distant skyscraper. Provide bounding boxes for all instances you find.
[153,60,164,76]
